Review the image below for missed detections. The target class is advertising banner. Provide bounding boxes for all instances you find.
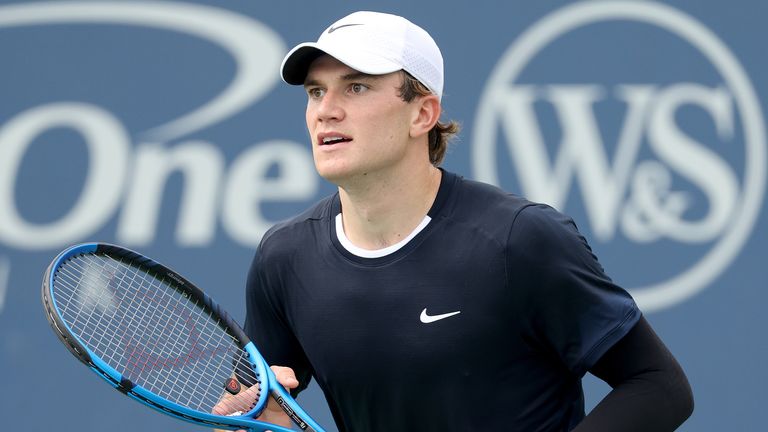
[1,1,764,430]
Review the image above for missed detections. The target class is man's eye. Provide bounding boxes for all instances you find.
[350,83,367,94]
[308,88,325,98]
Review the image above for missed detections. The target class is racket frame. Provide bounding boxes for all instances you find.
[42,242,324,432]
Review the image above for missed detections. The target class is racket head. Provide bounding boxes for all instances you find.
[41,243,294,431]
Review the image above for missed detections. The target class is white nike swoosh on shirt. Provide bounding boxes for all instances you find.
[420,308,461,323]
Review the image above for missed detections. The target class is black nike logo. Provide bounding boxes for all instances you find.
[328,23,363,33]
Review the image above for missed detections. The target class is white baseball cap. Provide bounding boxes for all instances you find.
[280,11,444,100]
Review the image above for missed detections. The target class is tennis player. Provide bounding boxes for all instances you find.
[222,11,693,431]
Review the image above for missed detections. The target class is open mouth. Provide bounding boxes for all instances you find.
[321,136,352,146]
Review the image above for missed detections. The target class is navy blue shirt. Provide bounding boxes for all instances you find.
[244,170,640,431]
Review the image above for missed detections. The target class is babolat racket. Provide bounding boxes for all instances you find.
[41,242,325,432]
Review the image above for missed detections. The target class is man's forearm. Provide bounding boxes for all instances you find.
[574,317,694,431]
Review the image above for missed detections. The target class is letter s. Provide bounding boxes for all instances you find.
[645,84,739,242]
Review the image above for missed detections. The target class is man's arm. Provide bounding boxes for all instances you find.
[574,316,694,431]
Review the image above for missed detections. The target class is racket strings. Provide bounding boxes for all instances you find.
[52,253,261,414]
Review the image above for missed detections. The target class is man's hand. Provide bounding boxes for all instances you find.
[212,366,300,432]
[255,366,300,428]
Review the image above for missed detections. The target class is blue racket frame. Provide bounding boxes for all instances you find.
[42,242,325,432]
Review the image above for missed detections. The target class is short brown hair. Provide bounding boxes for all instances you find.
[398,72,459,166]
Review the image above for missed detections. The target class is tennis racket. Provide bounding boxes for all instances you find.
[41,242,325,432]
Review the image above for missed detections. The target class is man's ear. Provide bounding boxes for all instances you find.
[410,94,441,139]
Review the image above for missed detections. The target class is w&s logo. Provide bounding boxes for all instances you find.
[472,1,765,311]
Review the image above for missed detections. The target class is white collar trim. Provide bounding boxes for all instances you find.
[335,213,431,258]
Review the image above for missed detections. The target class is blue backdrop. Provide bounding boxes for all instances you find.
[1,1,765,431]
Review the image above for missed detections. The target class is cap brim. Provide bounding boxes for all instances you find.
[280,44,325,85]
[280,42,402,85]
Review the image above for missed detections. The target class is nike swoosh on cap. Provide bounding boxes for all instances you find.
[328,23,363,33]
[420,308,461,324]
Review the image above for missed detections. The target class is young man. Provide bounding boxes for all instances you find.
[219,11,693,431]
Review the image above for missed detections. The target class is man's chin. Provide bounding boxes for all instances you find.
[315,166,348,185]
[317,167,376,189]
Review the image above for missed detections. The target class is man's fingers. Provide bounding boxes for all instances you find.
[212,384,261,415]
[270,365,299,389]
[213,367,296,430]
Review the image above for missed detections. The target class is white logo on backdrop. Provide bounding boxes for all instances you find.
[0,1,317,250]
[0,1,282,141]
[0,1,318,313]
[0,257,9,313]
[473,1,766,311]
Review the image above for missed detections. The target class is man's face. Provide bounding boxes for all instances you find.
[304,55,418,185]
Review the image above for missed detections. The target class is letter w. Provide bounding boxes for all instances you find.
[498,85,654,240]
